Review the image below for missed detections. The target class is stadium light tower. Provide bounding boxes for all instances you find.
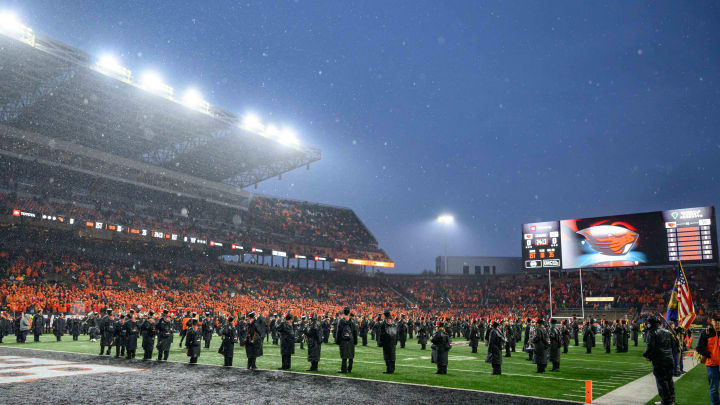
[437,214,454,274]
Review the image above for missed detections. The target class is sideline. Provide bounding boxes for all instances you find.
[0,346,580,404]
[593,355,699,405]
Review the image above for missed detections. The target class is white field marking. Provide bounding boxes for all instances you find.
[0,356,76,369]
[562,394,587,398]
[0,348,581,404]
[0,355,142,384]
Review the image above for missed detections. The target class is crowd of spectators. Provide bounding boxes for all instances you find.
[0,249,404,319]
[0,165,390,262]
[390,267,719,321]
[2,247,717,325]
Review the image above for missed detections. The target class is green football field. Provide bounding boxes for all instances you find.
[2,333,665,403]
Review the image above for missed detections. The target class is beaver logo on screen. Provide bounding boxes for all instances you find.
[577,225,639,256]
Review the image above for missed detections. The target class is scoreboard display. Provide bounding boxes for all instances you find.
[522,206,717,270]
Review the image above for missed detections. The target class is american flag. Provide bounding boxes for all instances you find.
[666,263,696,329]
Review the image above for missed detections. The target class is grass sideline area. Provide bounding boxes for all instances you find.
[1,333,655,402]
[645,362,709,405]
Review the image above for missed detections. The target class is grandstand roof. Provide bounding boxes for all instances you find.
[0,32,321,188]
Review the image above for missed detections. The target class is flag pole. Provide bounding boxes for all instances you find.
[548,269,553,319]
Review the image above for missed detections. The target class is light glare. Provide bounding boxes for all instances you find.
[280,127,300,146]
[0,12,22,32]
[140,71,164,90]
[242,113,263,132]
[437,215,454,224]
[182,88,204,107]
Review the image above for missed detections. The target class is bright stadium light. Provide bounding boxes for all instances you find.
[95,53,132,82]
[279,127,300,146]
[242,113,264,132]
[182,88,209,112]
[0,12,35,46]
[0,11,23,32]
[437,214,454,275]
[139,70,173,97]
[97,54,124,73]
[265,124,281,138]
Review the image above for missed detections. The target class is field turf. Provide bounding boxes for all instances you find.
[645,361,709,405]
[1,333,657,402]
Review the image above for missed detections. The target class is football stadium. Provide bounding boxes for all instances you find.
[1,5,720,405]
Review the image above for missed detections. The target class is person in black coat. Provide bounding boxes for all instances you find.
[359,316,369,346]
[335,308,358,373]
[504,320,514,357]
[304,314,323,371]
[431,322,451,374]
[643,316,675,405]
[201,312,214,349]
[533,319,550,373]
[277,313,295,370]
[32,312,44,342]
[602,320,612,353]
[99,309,115,355]
[398,314,408,348]
[469,319,479,353]
[561,320,570,353]
[243,312,263,370]
[523,318,534,361]
[417,317,429,350]
[572,316,580,346]
[70,318,80,341]
[631,319,640,346]
[583,320,594,354]
[185,319,202,364]
[269,314,279,345]
[548,319,562,371]
[156,309,174,361]
[0,311,12,344]
[486,320,505,375]
[124,313,140,359]
[53,314,66,341]
[322,316,331,344]
[141,311,156,360]
[379,310,398,374]
[219,316,237,367]
[114,315,126,358]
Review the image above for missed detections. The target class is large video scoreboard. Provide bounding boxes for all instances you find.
[522,206,717,270]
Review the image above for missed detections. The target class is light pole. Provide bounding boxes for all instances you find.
[437,215,454,275]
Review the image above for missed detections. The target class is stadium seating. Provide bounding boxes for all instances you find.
[1,246,716,324]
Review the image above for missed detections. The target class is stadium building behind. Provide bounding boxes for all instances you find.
[435,256,522,275]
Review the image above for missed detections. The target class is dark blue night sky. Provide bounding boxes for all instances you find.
[10,1,720,272]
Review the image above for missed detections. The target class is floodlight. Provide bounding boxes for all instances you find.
[182,88,204,107]
[437,215,454,224]
[95,53,131,82]
[242,113,264,132]
[279,127,300,146]
[139,70,173,96]
[265,124,281,138]
[98,54,122,72]
[0,12,22,32]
